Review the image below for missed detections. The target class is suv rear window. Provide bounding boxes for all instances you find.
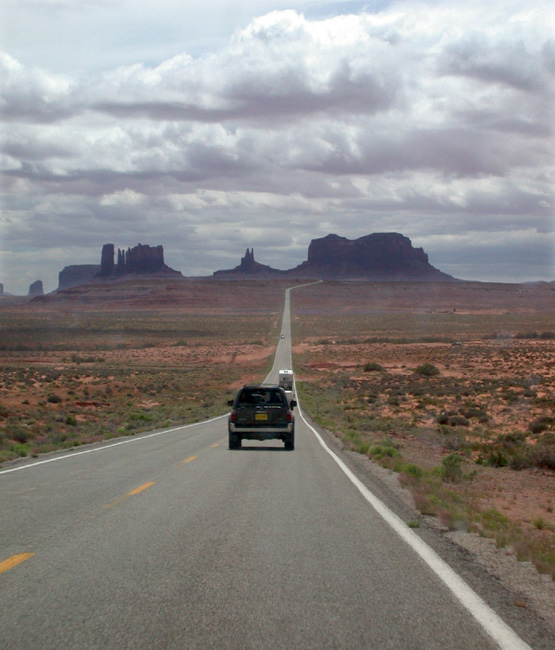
[237,388,286,406]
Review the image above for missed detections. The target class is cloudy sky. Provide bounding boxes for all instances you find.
[1,0,554,293]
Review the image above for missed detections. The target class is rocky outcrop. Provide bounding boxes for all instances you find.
[100,244,115,275]
[213,233,455,281]
[289,233,454,280]
[0,282,3,296]
[214,248,284,278]
[96,243,181,279]
[28,280,44,296]
[58,265,101,290]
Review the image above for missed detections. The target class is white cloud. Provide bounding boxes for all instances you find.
[100,189,145,207]
[1,1,554,293]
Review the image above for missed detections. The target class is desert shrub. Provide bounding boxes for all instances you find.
[47,394,62,404]
[414,363,440,377]
[364,362,384,372]
[12,443,30,457]
[127,411,153,422]
[530,416,555,434]
[448,415,470,427]
[369,444,399,460]
[515,331,539,339]
[530,446,555,471]
[540,331,555,339]
[401,463,423,479]
[498,431,526,446]
[501,390,519,404]
[441,453,464,483]
[486,450,508,468]
[355,440,372,455]
[368,436,400,461]
[532,516,553,531]
[508,453,529,471]
[5,423,30,444]
[436,412,450,425]
[479,508,509,532]
[65,415,77,426]
[463,407,488,422]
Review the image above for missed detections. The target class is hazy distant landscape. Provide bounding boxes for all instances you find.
[291,281,555,581]
[1,278,554,585]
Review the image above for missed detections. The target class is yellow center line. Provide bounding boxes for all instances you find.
[0,553,35,575]
[175,455,197,467]
[127,481,155,496]
[104,481,155,509]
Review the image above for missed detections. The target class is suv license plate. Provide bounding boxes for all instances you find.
[255,413,268,421]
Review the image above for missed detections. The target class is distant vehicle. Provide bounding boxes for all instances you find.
[278,368,294,391]
[281,334,285,339]
[227,384,296,450]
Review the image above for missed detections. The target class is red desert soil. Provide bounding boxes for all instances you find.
[2,278,554,571]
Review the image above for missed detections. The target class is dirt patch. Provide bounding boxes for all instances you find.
[292,280,555,581]
[0,282,283,462]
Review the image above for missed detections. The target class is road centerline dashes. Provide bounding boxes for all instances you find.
[0,553,35,575]
[104,481,155,510]
[174,455,198,467]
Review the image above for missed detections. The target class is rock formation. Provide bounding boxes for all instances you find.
[100,244,115,275]
[28,280,44,296]
[214,248,284,278]
[214,233,455,281]
[58,265,101,290]
[96,243,181,279]
[0,282,3,296]
[290,233,454,280]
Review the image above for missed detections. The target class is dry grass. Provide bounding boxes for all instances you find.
[2,278,554,578]
[292,280,555,579]
[0,279,288,463]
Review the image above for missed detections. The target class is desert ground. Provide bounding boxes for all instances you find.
[1,277,554,580]
[290,280,555,580]
[0,279,292,461]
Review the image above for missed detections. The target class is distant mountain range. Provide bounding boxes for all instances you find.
[214,233,455,282]
[40,232,454,293]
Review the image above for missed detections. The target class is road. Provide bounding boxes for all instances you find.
[0,287,542,649]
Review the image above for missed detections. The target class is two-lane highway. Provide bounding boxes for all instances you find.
[0,287,538,648]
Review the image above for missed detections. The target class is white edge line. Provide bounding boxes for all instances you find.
[0,282,533,649]
[4,282,310,477]
[0,415,227,476]
[296,398,531,650]
[288,281,529,649]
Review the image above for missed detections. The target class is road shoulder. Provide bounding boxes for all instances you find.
[304,412,555,650]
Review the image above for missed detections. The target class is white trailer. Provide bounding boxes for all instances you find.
[278,369,294,391]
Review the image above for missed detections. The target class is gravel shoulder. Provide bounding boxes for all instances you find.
[310,414,555,650]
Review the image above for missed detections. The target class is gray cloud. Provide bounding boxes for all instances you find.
[437,33,553,93]
[0,54,81,123]
[1,2,554,293]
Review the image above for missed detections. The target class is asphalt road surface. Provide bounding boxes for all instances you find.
[0,287,544,649]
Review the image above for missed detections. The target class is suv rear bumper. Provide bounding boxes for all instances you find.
[229,423,293,437]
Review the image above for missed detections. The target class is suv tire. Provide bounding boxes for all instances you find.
[284,431,295,451]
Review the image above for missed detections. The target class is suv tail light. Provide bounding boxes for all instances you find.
[230,410,236,422]
[287,412,292,422]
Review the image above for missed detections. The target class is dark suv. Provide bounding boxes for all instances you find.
[227,384,296,450]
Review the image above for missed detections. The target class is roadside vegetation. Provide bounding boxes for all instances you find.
[3,280,554,581]
[0,310,278,464]
[292,290,555,580]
